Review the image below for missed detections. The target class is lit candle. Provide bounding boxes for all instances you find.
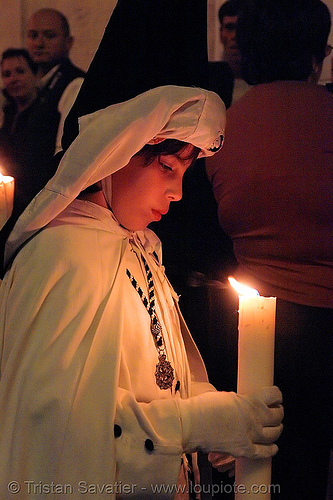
[228,277,276,499]
[0,172,14,229]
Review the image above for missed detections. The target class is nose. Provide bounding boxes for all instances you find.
[166,177,183,202]
[34,33,45,46]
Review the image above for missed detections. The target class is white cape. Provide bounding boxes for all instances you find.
[0,86,225,498]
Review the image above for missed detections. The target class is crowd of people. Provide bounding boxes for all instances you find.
[0,8,85,264]
[0,1,332,499]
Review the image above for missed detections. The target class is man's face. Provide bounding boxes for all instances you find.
[26,10,73,66]
[220,15,241,70]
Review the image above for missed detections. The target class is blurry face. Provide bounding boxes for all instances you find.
[1,56,36,101]
[111,145,195,231]
[220,15,241,69]
[26,11,72,66]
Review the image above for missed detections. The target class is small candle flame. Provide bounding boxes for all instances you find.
[228,276,260,297]
[0,170,14,183]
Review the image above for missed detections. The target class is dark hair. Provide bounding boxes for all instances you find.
[237,0,331,84]
[218,0,243,24]
[80,139,201,195]
[136,139,201,167]
[1,48,37,74]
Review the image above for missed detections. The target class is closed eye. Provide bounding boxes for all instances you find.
[159,160,173,172]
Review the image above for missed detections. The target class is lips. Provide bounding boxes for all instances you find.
[152,208,168,221]
[33,51,48,58]
[7,86,24,94]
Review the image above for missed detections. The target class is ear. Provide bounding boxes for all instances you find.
[219,27,225,45]
[66,35,74,53]
[309,56,322,84]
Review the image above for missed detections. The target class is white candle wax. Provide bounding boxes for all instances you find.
[0,174,15,230]
[235,293,276,499]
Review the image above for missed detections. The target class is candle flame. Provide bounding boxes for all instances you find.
[228,276,260,297]
[0,170,14,183]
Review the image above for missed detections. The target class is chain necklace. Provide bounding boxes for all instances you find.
[126,254,175,390]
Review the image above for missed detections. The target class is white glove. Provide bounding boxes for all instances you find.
[176,386,283,459]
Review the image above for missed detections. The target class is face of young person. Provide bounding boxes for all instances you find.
[26,10,73,67]
[1,56,37,101]
[111,144,195,231]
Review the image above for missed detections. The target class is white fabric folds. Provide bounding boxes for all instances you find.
[5,85,226,267]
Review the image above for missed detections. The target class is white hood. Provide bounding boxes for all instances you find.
[5,85,226,267]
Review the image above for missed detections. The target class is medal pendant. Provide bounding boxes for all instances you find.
[151,319,162,339]
[155,354,175,390]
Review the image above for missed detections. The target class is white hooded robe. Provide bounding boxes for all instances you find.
[0,86,226,499]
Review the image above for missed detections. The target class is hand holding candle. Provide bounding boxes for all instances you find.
[0,171,14,230]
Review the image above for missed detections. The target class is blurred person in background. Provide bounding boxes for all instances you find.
[26,8,85,153]
[206,1,333,498]
[209,0,250,108]
[0,10,86,273]
[0,48,59,218]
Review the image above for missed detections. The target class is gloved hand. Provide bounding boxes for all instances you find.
[176,386,283,459]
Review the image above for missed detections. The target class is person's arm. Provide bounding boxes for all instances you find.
[0,225,282,495]
[114,385,282,491]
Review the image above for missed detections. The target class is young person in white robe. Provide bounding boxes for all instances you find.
[0,85,283,499]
